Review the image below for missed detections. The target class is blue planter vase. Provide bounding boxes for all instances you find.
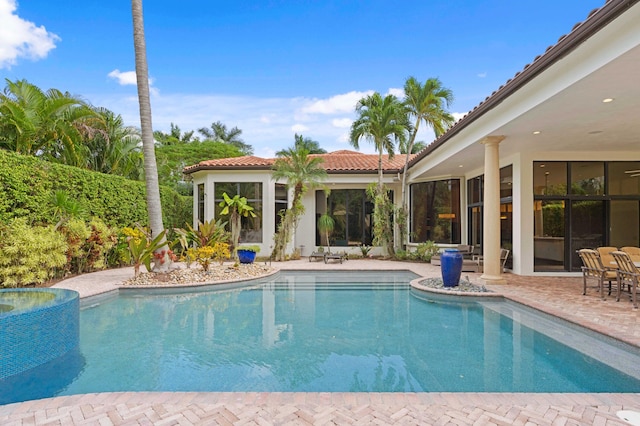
[441,249,463,287]
[237,250,256,264]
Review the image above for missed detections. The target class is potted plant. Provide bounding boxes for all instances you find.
[236,245,260,264]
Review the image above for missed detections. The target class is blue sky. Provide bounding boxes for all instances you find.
[2,0,603,157]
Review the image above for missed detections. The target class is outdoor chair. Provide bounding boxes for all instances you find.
[472,248,509,273]
[578,248,618,300]
[621,246,640,263]
[324,251,347,264]
[612,250,640,308]
[309,247,326,262]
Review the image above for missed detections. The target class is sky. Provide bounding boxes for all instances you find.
[1,0,605,158]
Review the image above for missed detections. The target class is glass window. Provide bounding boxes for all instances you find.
[410,179,461,244]
[274,184,288,230]
[610,200,640,248]
[533,200,565,271]
[197,183,205,224]
[533,162,567,195]
[608,162,640,195]
[315,190,372,246]
[214,182,263,243]
[570,162,604,195]
[468,176,482,204]
[500,165,513,199]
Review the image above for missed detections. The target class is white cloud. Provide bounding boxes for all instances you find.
[477,72,487,78]
[452,112,467,122]
[108,69,159,96]
[332,118,352,128]
[108,69,138,86]
[301,90,373,114]
[89,89,390,157]
[387,87,404,98]
[0,0,59,69]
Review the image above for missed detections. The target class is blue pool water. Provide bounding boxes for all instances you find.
[2,271,640,404]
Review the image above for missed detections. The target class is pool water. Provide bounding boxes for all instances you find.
[2,271,640,404]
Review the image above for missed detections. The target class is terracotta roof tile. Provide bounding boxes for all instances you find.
[184,150,415,174]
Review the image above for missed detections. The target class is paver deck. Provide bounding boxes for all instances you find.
[2,259,639,425]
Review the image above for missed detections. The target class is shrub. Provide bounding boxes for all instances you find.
[0,218,67,287]
[416,241,439,262]
[0,150,191,230]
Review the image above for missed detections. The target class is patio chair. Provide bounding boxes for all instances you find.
[309,247,326,262]
[472,248,509,273]
[621,246,640,263]
[324,251,347,264]
[578,249,618,300]
[612,250,640,308]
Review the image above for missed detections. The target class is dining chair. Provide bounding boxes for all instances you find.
[611,250,640,309]
[597,246,618,294]
[578,249,618,300]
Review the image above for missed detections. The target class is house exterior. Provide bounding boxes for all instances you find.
[185,0,640,280]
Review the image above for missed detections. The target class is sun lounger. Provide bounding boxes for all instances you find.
[324,251,347,264]
[309,248,326,262]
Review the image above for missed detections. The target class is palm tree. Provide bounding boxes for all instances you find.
[276,134,326,156]
[82,107,143,179]
[198,121,253,155]
[349,93,410,190]
[349,93,410,256]
[271,137,327,261]
[0,79,96,165]
[131,0,170,271]
[400,77,454,244]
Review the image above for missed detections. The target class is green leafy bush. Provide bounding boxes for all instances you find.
[0,150,191,230]
[0,218,67,287]
[415,241,439,262]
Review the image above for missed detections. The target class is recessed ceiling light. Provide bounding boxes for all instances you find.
[539,164,545,168]
[602,98,614,103]
[532,131,541,135]
[458,165,463,168]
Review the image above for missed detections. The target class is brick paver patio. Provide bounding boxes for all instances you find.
[1,259,639,425]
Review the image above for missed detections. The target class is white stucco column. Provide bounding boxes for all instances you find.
[480,136,507,284]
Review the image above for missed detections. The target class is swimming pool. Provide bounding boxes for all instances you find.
[2,271,640,404]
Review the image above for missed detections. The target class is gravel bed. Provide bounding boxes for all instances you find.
[419,276,492,293]
[122,263,275,286]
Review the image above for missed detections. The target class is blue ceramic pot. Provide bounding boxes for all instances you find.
[441,249,463,287]
[237,250,256,264]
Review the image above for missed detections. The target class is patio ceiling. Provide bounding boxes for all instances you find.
[410,1,640,179]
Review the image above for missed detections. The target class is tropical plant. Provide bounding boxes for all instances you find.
[126,228,167,276]
[236,245,260,253]
[350,93,411,256]
[131,0,170,271]
[271,135,327,261]
[0,218,67,287]
[415,240,439,262]
[400,77,454,247]
[317,213,335,253]
[0,78,97,165]
[154,123,197,145]
[198,121,253,155]
[218,193,256,256]
[82,108,143,179]
[359,244,372,257]
[51,190,87,230]
[176,218,229,250]
[276,134,326,156]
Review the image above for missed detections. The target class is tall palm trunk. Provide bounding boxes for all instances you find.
[131,0,170,271]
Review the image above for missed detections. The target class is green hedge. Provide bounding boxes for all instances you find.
[0,150,191,229]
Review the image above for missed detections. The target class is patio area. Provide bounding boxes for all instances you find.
[1,259,639,425]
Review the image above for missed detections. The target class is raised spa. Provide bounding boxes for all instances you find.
[0,288,79,379]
